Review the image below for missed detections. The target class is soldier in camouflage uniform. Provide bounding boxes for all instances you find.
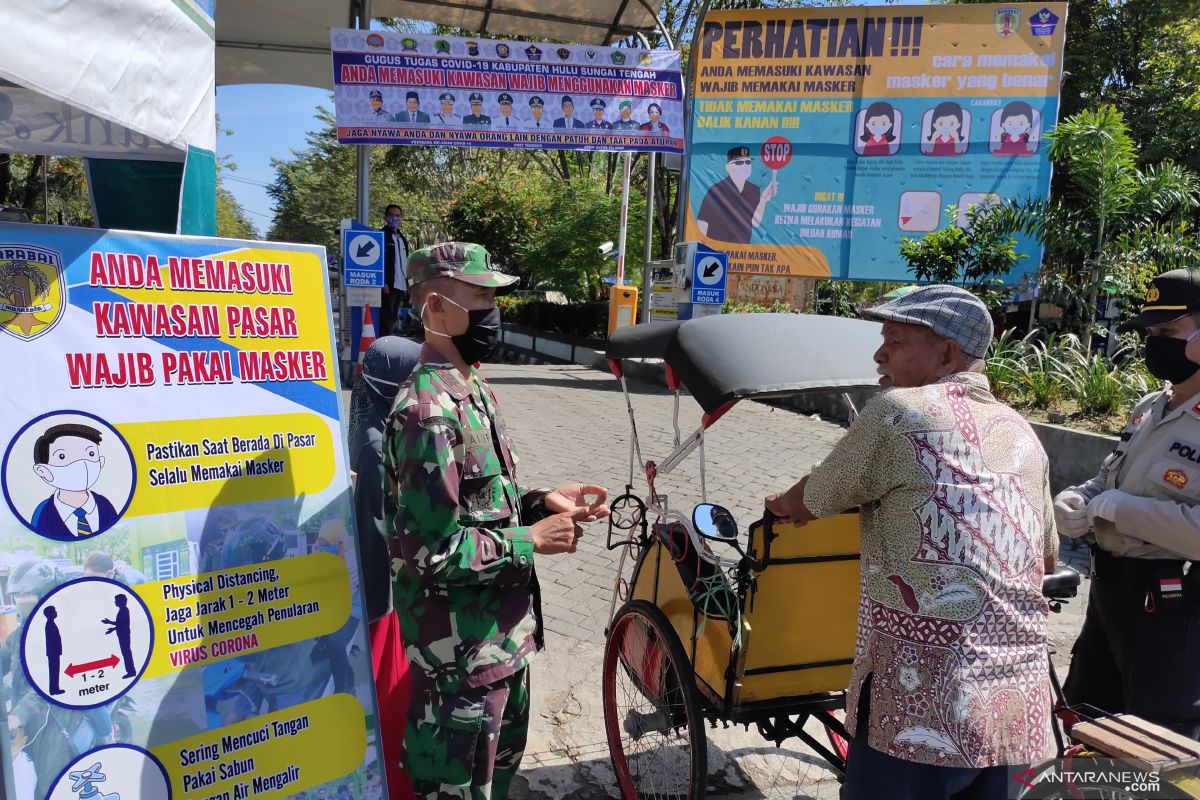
[383,242,609,800]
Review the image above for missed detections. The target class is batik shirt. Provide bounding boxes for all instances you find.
[803,372,1057,768]
[384,347,546,692]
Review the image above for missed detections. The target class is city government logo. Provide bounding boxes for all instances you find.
[0,243,66,341]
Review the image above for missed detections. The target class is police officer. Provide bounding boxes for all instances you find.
[462,92,491,125]
[433,92,457,126]
[1056,268,1200,738]
[496,92,518,127]
[525,96,547,129]
[586,98,611,129]
[368,89,388,120]
[384,242,609,799]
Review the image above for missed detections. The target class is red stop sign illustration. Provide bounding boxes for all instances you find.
[761,136,793,170]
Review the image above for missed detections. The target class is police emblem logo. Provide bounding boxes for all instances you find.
[400,37,419,52]
[639,51,653,66]
[1147,285,1162,302]
[496,43,511,59]
[1164,468,1189,489]
[610,51,627,65]
[556,47,571,61]
[0,244,65,341]
[435,39,451,54]
[994,8,1021,38]
[466,41,480,56]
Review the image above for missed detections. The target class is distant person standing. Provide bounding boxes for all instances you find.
[381,204,411,336]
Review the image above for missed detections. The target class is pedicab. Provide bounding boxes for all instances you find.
[600,312,885,800]
[598,312,1200,800]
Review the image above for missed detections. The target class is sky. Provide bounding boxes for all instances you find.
[214,0,921,236]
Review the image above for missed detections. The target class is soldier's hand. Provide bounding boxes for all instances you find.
[530,509,589,555]
[546,483,610,522]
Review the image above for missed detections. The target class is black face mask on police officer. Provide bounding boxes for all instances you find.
[1145,330,1200,384]
[424,297,502,364]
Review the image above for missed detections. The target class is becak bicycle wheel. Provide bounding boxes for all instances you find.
[603,600,707,800]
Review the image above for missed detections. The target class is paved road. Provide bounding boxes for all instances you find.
[354,362,1089,799]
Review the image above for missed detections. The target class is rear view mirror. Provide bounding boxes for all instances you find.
[693,503,739,542]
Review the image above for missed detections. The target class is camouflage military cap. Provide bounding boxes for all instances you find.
[406,241,519,291]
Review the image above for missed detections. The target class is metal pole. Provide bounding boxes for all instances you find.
[616,151,632,286]
[355,0,372,224]
[673,0,713,244]
[641,152,656,322]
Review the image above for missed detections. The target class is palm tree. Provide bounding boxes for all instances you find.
[988,105,1200,348]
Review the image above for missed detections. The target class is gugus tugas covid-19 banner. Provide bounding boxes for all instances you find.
[0,223,382,800]
[685,3,1068,282]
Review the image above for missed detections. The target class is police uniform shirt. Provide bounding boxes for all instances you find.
[696,176,762,244]
[1070,387,1200,560]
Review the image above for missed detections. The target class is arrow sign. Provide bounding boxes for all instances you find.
[65,654,120,677]
[691,245,728,305]
[342,228,385,287]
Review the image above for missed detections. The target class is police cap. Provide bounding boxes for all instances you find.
[498,93,514,105]
[727,146,751,162]
[439,92,455,103]
[469,91,484,104]
[529,96,545,108]
[369,90,383,100]
[1119,269,1200,332]
[590,98,607,110]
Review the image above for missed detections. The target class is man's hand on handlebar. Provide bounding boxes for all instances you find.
[765,476,817,526]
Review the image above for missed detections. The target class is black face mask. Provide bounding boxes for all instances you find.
[426,300,502,364]
[1145,333,1200,384]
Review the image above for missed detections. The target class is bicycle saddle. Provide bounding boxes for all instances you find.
[1042,565,1081,599]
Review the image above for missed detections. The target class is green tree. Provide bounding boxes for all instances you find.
[990,106,1200,345]
[443,175,538,283]
[215,184,256,239]
[899,204,1025,307]
[1136,16,1200,174]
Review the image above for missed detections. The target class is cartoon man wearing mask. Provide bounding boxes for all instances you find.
[29,424,119,541]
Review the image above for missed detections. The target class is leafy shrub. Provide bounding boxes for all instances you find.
[500,299,607,339]
[722,300,795,314]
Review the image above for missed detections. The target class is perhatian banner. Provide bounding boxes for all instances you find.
[330,29,684,154]
[0,223,382,800]
[685,3,1068,282]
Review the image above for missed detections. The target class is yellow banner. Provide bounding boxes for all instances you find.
[153,694,367,799]
[136,552,350,678]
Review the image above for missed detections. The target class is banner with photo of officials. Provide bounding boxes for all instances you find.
[331,29,684,154]
[685,3,1068,282]
[0,223,382,800]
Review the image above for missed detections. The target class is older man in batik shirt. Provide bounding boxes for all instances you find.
[767,285,1057,800]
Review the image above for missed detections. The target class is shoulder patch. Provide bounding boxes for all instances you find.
[419,415,457,434]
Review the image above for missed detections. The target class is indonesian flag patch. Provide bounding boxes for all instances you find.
[1161,577,1184,595]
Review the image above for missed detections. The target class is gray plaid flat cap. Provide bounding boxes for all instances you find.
[862,285,993,358]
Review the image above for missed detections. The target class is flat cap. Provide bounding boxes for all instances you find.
[407,241,519,292]
[862,284,994,358]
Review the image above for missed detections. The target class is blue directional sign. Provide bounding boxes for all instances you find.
[691,244,728,305]
[341,228,385,288]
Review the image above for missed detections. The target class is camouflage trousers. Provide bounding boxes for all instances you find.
[403,669,530,800]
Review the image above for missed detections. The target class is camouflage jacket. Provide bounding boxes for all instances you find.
[384,346,548,692]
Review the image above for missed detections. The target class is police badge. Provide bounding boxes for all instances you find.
[496,43,511,59]
[0,244,65,341]
[466,41,480,56]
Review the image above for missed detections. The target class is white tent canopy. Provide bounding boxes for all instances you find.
[216,0,667,89]
[0,0,215,159]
